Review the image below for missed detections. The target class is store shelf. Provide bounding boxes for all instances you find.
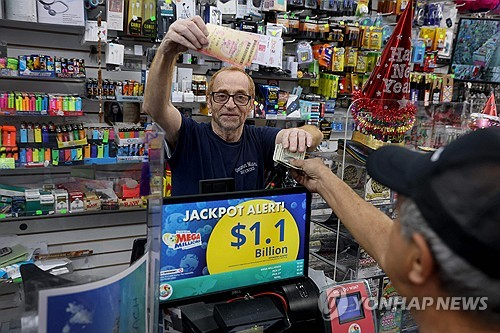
[310,252,357,277]
[116,94,144,103]
[174,101,205,106]
[0,208,147,234]
[311,220,357,243]
[0,110,84,117]
[114,34,156,45]
[0,19,85,35]
[250,74,299,82]
[0,75,85,83]
[3,162,143,176]
[124,54,146,60]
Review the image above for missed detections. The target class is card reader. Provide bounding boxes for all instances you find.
[213,297,286,333]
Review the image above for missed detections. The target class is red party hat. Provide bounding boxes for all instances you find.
[351,3,417,142]
[483,92,497,117]
[470,93,500,130]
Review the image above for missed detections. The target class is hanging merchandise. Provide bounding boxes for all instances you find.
[142,0,157,38]
[239,20,259,33]
[127,0,143,35]
[287,0,304,7]
[369,27,383,50]
[288,14,300,36]
[265,0,286,12]
[331,47,345,72]
[107,0,125,31]
[248,0,263,17]
[440,3,457,28]
[105,43,125,67]
[266,23,284,38]
[204,4,222,24]
[431,77,442,105]
[381,25,394,47]
[440,75,453,103]
[351,3,417,143]
[299,17,318,39]
[174,0,195,20]
[395,0,409,14]
[253,35,284,68]
[217,0,237,14]
[426,3,443,26]
[83,20,108,44]
[37,0,85,26]
[356,0,369,15]
[304,0,317,9]
[319,0,333,11]
[276,13,289,31]
[345,26,360,47]
[318,19,329,39]
[296,41,313,65]
[235,0,248,18]
[84,0,102,10]
[345,47,358,69]
[157,0,175,41]
[437,29,454,58]
[5,0,38,22]
[411,40,426,65]
[318,45,333,69]
[342,0,356,16]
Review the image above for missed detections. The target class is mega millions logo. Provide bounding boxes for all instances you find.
[163,231,202,250]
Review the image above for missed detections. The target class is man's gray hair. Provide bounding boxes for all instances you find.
[399,198,500,321]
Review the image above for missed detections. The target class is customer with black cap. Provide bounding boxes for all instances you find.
[290,127,500,333]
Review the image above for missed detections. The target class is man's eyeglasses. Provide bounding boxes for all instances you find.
[211,92,252,106]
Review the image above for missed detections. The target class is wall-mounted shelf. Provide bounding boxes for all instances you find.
[2,162,143,176]
[0,19,85,35]
[0,75,86,83]
[250,74,299,82]
[116,94,144,102]
[0,110,84,117]
[0,208,147,234]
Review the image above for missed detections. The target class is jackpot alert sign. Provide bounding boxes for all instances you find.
[160,191,308,302]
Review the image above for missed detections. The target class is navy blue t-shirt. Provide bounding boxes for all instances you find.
[168,117,280,196]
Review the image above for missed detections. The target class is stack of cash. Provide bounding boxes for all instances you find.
[273,143,305,169]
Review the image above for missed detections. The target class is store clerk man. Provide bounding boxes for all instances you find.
[143,16,322,196]
[290,128,500,333]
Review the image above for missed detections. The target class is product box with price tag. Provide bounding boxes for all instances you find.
[37,0,85,26]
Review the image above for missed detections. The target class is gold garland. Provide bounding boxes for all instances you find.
[351,131,405,150]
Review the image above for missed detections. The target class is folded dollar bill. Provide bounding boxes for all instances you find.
[273,143,305,169]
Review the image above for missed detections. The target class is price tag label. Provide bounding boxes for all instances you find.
[206,199,300,274]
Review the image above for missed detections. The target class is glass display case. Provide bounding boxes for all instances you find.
[308,98,477,333]
[0,124,165,333]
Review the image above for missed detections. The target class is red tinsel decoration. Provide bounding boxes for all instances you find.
[351,91,417,140]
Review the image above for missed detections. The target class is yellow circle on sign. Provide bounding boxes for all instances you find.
[206,199,300,274]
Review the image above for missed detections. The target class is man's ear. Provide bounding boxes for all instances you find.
[408,233,435,285]
[207,95,212,109]
[246,98,254,115]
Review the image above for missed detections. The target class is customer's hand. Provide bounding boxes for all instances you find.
[277,128,313,153]
[289,158,332,193]
[159,16,209,56]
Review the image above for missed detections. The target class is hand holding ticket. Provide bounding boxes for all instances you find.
[159,17,282,69]
[200,24,260,68]
[273,144,306,170]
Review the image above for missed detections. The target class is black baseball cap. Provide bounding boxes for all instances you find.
[367,127,500,278]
